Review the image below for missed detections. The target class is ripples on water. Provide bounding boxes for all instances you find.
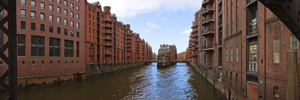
[0,63,220,100]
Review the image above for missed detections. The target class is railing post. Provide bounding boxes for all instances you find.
[286,50,298,100]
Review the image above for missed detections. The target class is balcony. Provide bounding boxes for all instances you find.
[127,37,132,40]
[202,30,214,36]
[127,41,132,44]
[105,18,112,23]
[202,18,214,26]
[105,24,112,29]
[127,33,132,36]
[127,45,132,48]
[202,45,214,51]
[202,8,214,16]
[191,24,198,28]
[105,31,112,35]
[192,29,198,34]
[104,43,113,47]
[202,0,214,7]
[105,36,112,41]
[192,35,198,38]
[105,51,112,56]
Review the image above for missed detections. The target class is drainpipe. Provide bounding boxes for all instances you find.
[263,6,267,100]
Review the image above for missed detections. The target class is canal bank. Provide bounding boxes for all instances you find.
[0,62,149,91]
[188,62,227,100]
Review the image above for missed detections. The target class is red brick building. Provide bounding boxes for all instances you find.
[85,1,153,73]
[177,52,187,60]
[187,0,300,100]
[0,0,86,77]
[0,0,153,85]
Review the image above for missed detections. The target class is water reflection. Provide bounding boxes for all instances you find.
[0,62,220,100]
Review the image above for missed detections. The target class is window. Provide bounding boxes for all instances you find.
[230,48,233,62]
[64,19,67,25]
[57,17,61,23]
[64,29,67,35]
[273,38,280,63]
[21,0,26,5]
[249,7,258,35]
[40,3,45,9]
[70,30,74,36]
[40,24,45,31]
[49,38,60,57]
[57,7,61,13]
[57,27,61,34]
[49,5,53,11]
[31,23,36,30]
[70,3,74,8]
[64,40,73,57]
[70,21,74,27]
[230,72,232,80]
[49,15,53,22]
[57,0,60,4]
[31,11,35,18]
[21,21,26,29]
[76,6,79,11]
[76,32,79,37]
[274,87,279,97]
[236,46,238,62]
[76,23,79,29]
[226,49,228,62]
[76,14,79,19]
[236,73,238,82]
[49,25,53,33]
[21,10,26,17]
[17,35,25,56]
[31,0,35,7]
[64,0,67,6]
[290,35,298,51]
[70,11,74,17]
[64,9,67,15]
[236,18,239,31]
[31,36,44,56]
[249,44,258,72]
[77,42,79,57]
[40,13,45,20]
[76,0,79,3]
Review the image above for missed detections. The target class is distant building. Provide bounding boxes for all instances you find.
[177,52,187,60]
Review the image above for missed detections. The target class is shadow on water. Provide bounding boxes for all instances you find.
[0,62,220,100]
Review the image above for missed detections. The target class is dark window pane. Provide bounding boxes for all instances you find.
[31,23,36,30]
[21,21,26,29]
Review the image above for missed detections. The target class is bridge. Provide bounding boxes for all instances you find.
[259,0,300,40]
[145,60,189,63]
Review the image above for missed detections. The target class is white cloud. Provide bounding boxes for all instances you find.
[146,22,162,29]
[144,29,151,33]
[155,13,166,21]
[181,29,192,34]
[87,0,202,18]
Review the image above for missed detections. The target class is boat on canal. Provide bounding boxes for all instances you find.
[157,44,177,68]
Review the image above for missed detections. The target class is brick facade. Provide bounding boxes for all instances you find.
[187,0,300,100]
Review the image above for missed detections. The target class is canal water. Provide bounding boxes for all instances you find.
[1,62,220,100]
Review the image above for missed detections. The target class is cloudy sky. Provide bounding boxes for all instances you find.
[87,0,202,53]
